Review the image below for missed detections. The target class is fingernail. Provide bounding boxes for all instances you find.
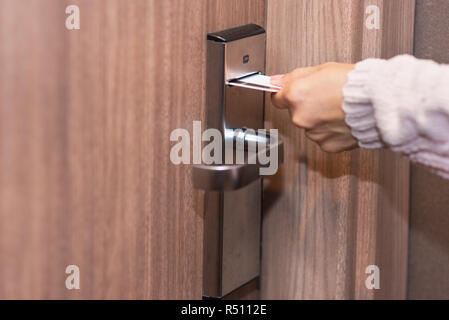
[270,74,284,85]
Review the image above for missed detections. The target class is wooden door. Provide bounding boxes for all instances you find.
[262,0,414,299]
[0,0,263,299]
[0,0,415,300]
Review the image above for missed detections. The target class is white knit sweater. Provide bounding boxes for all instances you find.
[342,55,449,179]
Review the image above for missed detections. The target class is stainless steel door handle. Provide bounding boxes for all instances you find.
[193,137,283,191]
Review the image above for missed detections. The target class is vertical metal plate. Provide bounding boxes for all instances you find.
[222,180,261,296]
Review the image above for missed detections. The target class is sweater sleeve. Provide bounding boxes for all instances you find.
[342,54,449,179]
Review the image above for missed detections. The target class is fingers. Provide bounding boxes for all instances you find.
[271,89,290,110]
[270,65,323,110]
[271,79,302,110]
[271,77,307,111]
[305,128,358,153]
[269,74,291,109]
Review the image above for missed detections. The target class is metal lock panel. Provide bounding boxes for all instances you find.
[195,24,282,298]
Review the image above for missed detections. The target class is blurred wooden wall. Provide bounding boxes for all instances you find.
[0,0,265,299]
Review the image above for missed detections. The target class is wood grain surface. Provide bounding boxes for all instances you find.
[0,0,417,300]
[0,0,264,299]
[261,0,414,299]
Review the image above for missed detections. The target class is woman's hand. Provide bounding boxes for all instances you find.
[270,62,358,153]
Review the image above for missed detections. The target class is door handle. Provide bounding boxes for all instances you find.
[193,136,283,191]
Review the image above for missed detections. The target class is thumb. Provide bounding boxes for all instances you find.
[270,74,286,86]
[271,65,323,86]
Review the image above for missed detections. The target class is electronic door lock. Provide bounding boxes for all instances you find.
[193,24,284,299]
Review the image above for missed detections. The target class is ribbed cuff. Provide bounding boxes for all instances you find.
[342,59,385,149]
